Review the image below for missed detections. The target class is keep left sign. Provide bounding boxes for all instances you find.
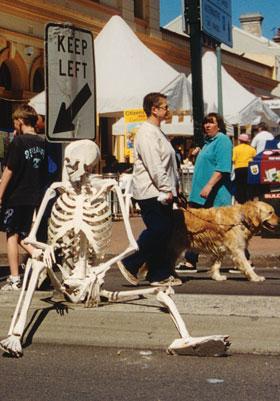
[45,23,96,141]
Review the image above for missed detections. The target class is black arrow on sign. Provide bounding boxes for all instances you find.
[53,83,92,134]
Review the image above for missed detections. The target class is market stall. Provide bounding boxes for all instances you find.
[248,138,280,237]
[188,51,280,129]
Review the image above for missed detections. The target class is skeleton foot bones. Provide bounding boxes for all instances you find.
[0,140,230,358]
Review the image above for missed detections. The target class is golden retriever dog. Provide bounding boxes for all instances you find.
[169,201,279,282]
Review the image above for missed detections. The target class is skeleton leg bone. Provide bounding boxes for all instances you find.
[0,259,46,357]
[156,290,230,356]
[100,286,164,302]
[100,286,230,356]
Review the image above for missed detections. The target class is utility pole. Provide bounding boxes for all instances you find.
[184,0,204,148]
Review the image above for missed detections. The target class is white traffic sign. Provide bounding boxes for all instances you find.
[201,0,232,47]
[45,23,96,141]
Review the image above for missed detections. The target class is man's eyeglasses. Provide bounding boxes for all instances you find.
[157,105,169,110]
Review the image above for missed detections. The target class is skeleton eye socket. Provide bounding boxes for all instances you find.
[84,164,93,173]
[66,160,80,170]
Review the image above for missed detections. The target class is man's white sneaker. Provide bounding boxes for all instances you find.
[1,276,21,291]
[175,262,197,273]
[150,275,182,287]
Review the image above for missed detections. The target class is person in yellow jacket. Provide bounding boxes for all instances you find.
[232,133,256,204]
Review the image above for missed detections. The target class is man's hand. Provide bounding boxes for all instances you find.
[166,191,173,204]
[157,191,173,205]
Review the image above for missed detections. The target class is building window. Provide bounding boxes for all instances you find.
[33,68,44,92]
[0,62,12,90]
[134,0,144,19]
[0,99,12,131]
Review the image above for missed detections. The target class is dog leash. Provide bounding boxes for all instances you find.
[177,194,251,230]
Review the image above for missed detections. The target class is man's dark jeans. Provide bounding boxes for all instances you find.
[122,197,174,282]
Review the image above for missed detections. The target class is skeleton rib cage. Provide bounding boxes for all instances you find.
[48,187,113,275]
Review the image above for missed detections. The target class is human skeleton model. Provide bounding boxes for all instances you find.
[0,140,230,357]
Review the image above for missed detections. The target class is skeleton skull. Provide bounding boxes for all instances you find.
[64,140,101,183]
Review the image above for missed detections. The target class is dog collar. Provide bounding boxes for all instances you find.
[240,213,253,231]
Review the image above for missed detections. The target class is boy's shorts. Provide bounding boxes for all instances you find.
[0,205,36,240]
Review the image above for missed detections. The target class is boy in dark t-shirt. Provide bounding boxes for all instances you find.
[0,104,46,290]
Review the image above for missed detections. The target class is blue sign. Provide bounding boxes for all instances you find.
[201,0,233,47]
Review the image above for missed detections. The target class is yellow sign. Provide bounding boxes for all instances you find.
[124,109,146,123]
[122,109,146,163]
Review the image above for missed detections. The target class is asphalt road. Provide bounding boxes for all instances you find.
[1,344,279,401]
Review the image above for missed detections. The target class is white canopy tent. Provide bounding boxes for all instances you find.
[29,91,46,116]
[112,50,279,138]
[190,51,280,127]
[161,115,196,136]
[95,15,192,114]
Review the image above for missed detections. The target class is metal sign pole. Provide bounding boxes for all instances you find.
[216,44,223,116]
[184,0,204,148]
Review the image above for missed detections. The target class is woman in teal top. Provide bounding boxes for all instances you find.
[189,115,232,207]
[176,112,233,272]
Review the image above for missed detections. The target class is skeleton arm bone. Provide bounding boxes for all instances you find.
[113,182,138,252]
[24,183,65,268]
[85,179,138,278]
[24,182,65,250]
[93,182,138,277]
[89,177,138,253]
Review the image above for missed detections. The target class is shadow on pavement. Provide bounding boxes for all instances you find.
[22,298,70,350]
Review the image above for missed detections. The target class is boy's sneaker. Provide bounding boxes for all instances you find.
[175,262,197,273]
[1,276,21,291]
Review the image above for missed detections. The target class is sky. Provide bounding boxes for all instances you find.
[160,0,280,39]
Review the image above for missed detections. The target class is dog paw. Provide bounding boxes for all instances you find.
[250,275,265,282]
[211,273,227,281]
